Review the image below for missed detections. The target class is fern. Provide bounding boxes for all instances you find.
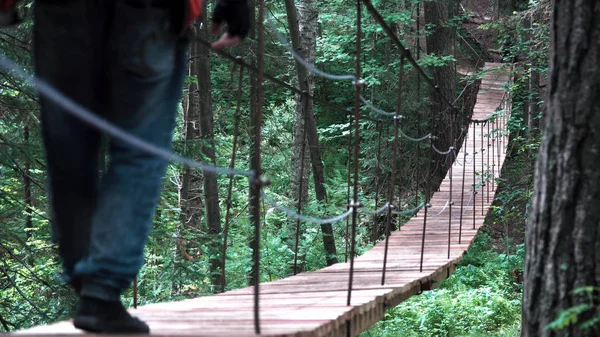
[546,287,600,332]
[546,304,592,331]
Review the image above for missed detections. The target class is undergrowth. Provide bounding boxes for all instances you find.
[362,233,524,337]
[361,118,535,337]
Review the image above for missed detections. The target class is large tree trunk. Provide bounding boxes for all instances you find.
[522,2,600,336]
[424,0,457,187]
[284,0,338,267]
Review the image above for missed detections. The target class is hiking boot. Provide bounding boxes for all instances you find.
[73,296,149,334]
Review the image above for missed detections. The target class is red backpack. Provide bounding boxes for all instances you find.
[185,0,203,28]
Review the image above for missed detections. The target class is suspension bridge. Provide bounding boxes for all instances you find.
[12,61,511,336]
[3,0,514,334]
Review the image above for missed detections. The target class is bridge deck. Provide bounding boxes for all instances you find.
[14,63,510,337]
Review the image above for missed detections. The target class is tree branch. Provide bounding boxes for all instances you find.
[0,312,15,332]
[0,264,50,321]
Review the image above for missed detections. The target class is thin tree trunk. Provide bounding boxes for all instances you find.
[529,71,540,130]
[284,0,338,267]
[247,0,260,286]
[523,2,600,336]
[179,38,204,264]
[23,124,32,242]
[192,12,223,291]
[522,17,533,144]
[528,14,542,142]
[285,0,310,267]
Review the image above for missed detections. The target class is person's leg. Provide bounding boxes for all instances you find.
[33,0,106,292]
[71,0,188,332]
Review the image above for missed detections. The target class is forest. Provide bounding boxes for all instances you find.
[1,0,599,336]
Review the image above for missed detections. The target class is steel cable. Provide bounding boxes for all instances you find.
[0,54,255,179]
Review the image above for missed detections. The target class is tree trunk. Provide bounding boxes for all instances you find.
[179,37,204,265]
[523,2,600,336]
[285,0,310,269]
[424,0,457,187]
[529,69,540,131]
[247,0,260,287]
[23,124,32,242]
[191,14,223,291]
[284,0,338,267]
[528,14,542,143]
[521,17,533,144]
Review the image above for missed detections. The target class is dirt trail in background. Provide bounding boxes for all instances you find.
[462,0,498,48]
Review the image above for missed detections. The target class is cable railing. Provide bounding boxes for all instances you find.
[0,0,514,333]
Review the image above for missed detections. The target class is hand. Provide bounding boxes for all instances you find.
[210,0,250,50]
[210,31,242,50]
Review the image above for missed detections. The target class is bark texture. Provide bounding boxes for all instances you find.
[193,17,223,292]
[180,39,204,255]
[180,19,222,291]
[523,2,600,336]
[248,0,262,287]
[22,124,33,241]
[424,0,457,186]
[285,0,310,262]
[285,0,337,266]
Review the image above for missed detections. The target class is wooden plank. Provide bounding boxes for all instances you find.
[13,63,510,337]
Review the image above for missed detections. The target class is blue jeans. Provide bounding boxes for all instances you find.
[34,0,188,301]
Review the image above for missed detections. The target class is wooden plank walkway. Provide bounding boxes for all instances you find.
[13,63,511,337]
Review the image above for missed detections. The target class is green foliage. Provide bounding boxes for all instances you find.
[363,234,524,337]
[0,0,545,334]
[363,65,540,335]
[546,287,600,333]
[419,54,458,68]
